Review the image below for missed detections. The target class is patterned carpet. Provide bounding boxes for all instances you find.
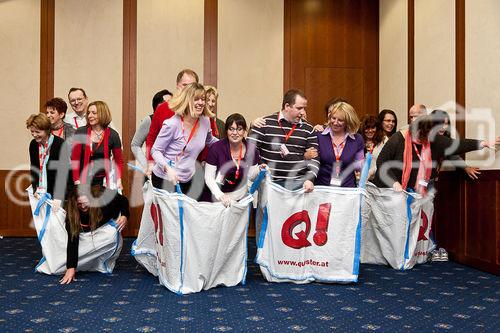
[0,238,498,332]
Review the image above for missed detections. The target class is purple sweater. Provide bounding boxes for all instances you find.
[152,115,217,182]
[315,129,365,187]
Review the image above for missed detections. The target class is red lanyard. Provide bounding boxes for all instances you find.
[331,135,345,162]
[180,117,199,153]
[74,117,79,129]
[413,143,424,161]
[278,115,297,142]
[38,140,49,186]
[53,127,64,138]
[232,143,243,180]
[211,118,219,138]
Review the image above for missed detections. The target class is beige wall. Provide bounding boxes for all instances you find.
[136,0,204,125]
[414,0,455,120]
[0,0,40,169]
[465,0,500,169]
[379,0,408,126]
[217,0,284,123]
[54,0,123,135]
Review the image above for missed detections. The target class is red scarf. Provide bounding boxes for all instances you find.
[401,129,432,195]
[81,127,111,186]
[210,118,219,138]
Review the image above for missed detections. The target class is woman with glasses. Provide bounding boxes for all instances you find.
[315,101,365,187]
[359,115,387,180]
[151,83,218,197]
[204,113,263,206]
[378,109,398,138]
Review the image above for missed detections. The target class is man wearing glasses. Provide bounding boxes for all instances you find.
[65,87,89,129]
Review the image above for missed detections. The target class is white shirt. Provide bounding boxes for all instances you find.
[64,111,87,129]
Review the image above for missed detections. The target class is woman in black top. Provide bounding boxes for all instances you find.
[60,185,129,284]
[27,113,70,208]
[373,115,499,193]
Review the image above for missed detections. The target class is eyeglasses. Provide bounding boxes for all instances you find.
[228,127,245,133]
[69,98,84,105]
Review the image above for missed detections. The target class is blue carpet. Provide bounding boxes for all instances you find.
[0,238,498,332]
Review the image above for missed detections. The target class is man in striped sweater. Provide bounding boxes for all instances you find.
[247,89,320,192]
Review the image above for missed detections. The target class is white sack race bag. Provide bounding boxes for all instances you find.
[360,183,435,269]
[28,186,123,275]
[131,181,159,276]
[255,181,363,284]
[154,187,254,295]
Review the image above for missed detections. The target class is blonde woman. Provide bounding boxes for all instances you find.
[151,83,218,195]
[315,101,365,187]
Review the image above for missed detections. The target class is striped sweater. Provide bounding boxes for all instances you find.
[247,112,320,182]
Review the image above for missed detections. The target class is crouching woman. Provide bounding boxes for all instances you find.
[60,185,129,284]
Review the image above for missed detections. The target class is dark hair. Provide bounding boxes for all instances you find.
[176,69,199,84]
[224,113,247,133]
[378,109,398,137]
[44,97,68,118]
[324,97,348,119]
[410,115,434,142]
[430,109,451,138]
[67,87,87,99]
[152,89,173,112]
[282,89,306,110]
[359,115,385,147]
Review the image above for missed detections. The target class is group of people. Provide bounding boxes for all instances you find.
[26,68,500,283]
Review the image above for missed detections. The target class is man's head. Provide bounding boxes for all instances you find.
[409,104,427,123]
[281,89,307,124]
[68,88,89,116]
[176,69,199,91]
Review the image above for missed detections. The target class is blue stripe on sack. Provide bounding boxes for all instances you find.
[103,220,120,274]
[249,169,266,194]
[34,256,46,272]
[175,183,185,295]
[358,152,372,189]
[402,193,414,270]
[257,207,268,249]
[34,193,52,243]
[130,239,138,256]
[352,194,363,276]
[241,205,251,286]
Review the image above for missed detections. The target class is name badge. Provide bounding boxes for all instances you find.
[418,179,428,188]
[330,177,342,187]
[280,144,290,157]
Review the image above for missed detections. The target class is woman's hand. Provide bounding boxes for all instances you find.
[60,268,76,284]
[164,165,179,185]
[219,194,232,207]
[251,117,266,128]
[259,163,268,170]
[116,215,128,232]
[480,136,500,149]
[304,147,318,160]
[145,162,154,177]
[464,166,481,180]
[116,178,123,190]
[52,199,61,212]
[313,124,325,132]
[392,182,403,192]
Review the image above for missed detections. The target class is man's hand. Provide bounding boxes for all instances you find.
[303,180,314,193]
[304,147,318,160]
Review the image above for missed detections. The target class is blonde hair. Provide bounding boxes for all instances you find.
[169,83,213,118]
[86,101,112,127]
[328,102,360,134]
[26,113,51,134]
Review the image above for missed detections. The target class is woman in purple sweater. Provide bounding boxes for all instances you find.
[151,83,218,197]
[315,101,365,187]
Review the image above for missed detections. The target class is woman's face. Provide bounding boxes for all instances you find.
[438,118,450,135]
[382,113,396,133]
[46,107,64,126]
[207,93,217,113]
[30,126,49,143]
[192,95,206,118]
[87,105,99,126]
[77,195,89,212]
[364,126,376,140]
[227,121,245,145]
[329,111,347,134]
